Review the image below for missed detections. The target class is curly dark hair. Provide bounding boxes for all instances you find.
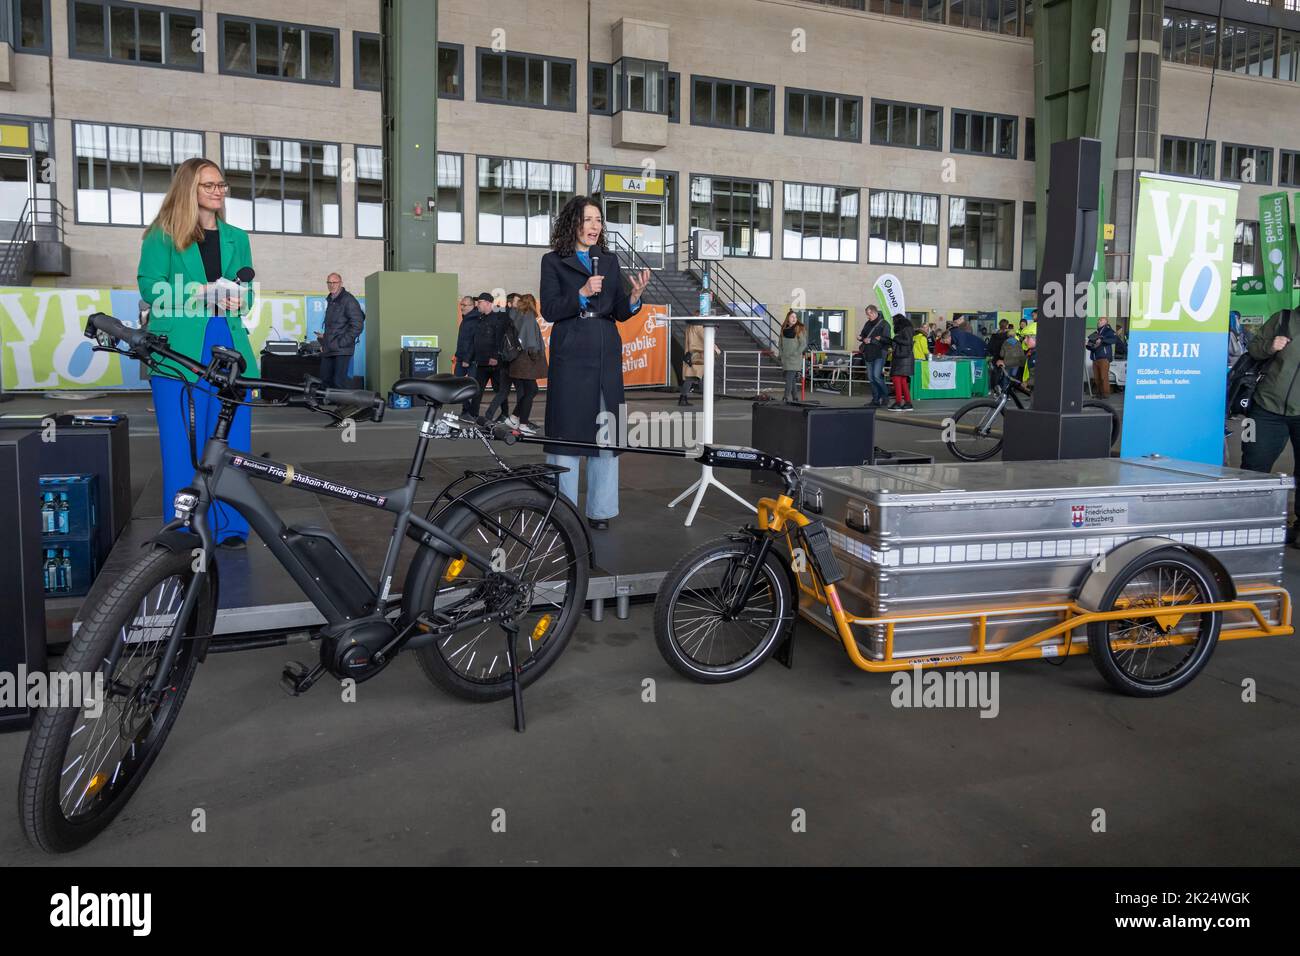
[550,195,607,257]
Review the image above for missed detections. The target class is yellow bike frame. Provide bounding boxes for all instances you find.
[756,494,1293,674]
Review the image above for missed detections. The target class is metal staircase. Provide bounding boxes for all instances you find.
[606,232,788,396]
[0,198,70,287]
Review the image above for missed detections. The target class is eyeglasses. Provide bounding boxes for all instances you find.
[197,182,230,193]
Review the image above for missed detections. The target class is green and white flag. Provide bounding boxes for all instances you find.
[1259,192,1294,318]
[872,274,905,319]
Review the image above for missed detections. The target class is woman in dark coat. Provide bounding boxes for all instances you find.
[539,195,650,530]
[888,314,915,411]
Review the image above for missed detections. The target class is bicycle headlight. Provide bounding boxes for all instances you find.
[173,488,199,520]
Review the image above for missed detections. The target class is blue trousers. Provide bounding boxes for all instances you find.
[546,394,619,519]
[868,356,888,402]
[151,316,251,541]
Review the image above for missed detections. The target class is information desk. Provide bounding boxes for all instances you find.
[911,357,988,400]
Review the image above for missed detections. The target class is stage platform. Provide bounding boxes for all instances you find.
[78,441,769,639]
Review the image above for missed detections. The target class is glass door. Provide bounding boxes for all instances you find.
[0,154,34,243]
[634,200,664,269]
[604,198,635,256]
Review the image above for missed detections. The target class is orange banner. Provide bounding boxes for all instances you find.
[536,303,669,388]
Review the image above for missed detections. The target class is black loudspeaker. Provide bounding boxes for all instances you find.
[1004,136,1111,461]
[751,403,875,484]
[0,414,133,564]
[0,431,48,731]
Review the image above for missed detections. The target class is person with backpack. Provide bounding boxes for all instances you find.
[999,332,1026,383]
[497,293,546,434]
[858,304,891,406]
[887,314,915,411]
[1239,310,1300,545]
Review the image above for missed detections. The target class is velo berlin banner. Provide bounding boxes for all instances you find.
[1120,174,1239,465]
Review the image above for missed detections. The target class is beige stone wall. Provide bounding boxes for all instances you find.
[2,0,1296,328]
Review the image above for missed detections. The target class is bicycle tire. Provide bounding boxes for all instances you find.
[1086,548,1221,697]
[945,399,1005,462]
[1082,399,1121,449]
[19,545,214,853]
[654,537,792,683]
[406,484,589,702]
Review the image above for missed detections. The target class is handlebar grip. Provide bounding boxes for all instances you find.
[321,388,379,407]
[85,311,147,349]
[490,421,519,445]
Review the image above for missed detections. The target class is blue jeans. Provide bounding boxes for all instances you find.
[867,356,888,402]
[546,393,619,519]
[150,316,251,541]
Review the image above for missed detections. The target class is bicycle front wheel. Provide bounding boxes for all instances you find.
[654,537,792,683]
[19,544,214,853]
[407,483,589,702]
[946,399,1004,461]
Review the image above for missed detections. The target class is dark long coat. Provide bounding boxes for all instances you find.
[539,249,640,457]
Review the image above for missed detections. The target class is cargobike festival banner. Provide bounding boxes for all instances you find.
[0,286,365,390]
[1120,174,1239,465]
[535,301,670,389]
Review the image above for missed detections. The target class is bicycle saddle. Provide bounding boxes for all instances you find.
[392,374,480,405]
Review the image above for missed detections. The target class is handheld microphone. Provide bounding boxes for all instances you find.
[590,256,599,277]
[235,266,255,282]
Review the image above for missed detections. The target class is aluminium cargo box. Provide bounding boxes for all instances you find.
[797,457,1290,661]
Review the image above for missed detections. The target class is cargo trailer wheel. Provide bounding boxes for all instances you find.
[1086,548,1222,696]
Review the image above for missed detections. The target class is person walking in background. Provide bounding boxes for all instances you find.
[887,314,915,411]
[1087,315,1118,398]
[484,295,523,423]
[777,310,808,403]
[539,195,650,531]
[858,304,890,406]
[503,293,546,435]
[470,293,511,420]
[679,320,720,406]
[136,157,256,548]
[317,272,364,389]
[454,293,485,384]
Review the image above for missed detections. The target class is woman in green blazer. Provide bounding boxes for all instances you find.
[137,157,257,547]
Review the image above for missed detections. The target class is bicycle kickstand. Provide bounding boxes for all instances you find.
[501,621,525,733]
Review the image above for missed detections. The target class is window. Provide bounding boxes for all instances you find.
[222,135,341,235]
[69,1,200,69]
[689,175,772,257]
[785,88,863,142]
[437,42,463,98]
[1020,200,1036,289]
[667,72,680,123]
[355,145,382,239]
[612,57,668,113]
[589,62,612,115]
[1222,143,1273,185]
[952,109,1017,158]
[354,32,380,91]
[436,152,463,243]
[948,0,1020,34]
[11,0,50,52]
[1234,220,1261,279]
[1281,30,1300,82]
[73,122,203,225]
[1025,117,1035,161]
[864,0,946,23]
[690,76,775,132]
[867,190,940,266]
[1160,135,1215,179]
[1162,10,1219,68]
[1220,20,1275,78]
[476,157,574,246]
[947,196,1015,270]
[219,16,338,85]
[871,99,942,150]
[1281,150,1300,188]
[782,183,859,262]
[476,48,576,111]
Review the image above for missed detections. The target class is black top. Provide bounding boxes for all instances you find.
[198,228,222,283]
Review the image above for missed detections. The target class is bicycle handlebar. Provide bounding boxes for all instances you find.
[85,311,386,422]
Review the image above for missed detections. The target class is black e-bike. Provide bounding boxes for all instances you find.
[19,312,592,852]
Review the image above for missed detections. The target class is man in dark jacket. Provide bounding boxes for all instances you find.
[454,295,481,379]
[466,293,510,418]
[949,316,985,357]
[987,320,1011,364]
[1086,316,1119,397]
[1241,310,1300,544]
[318,273,365,389]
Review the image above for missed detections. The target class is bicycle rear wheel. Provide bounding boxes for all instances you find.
[946,399,1004,461]
[406,483,589,702]
[19,545,214,853]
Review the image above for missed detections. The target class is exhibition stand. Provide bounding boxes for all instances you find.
[911,357,989,400]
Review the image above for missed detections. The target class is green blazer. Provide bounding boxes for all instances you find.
[136,218,258,382]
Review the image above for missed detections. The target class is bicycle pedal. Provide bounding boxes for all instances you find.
[280,660,324,696]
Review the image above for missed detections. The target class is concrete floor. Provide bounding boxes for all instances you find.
[2,388,1298,864]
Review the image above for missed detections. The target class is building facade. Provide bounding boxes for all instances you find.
[1,0,1298,339]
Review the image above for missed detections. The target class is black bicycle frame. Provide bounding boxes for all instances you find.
[146,392,528,698]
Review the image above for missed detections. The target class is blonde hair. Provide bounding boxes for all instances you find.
[149,157,225,249]
[516,293,539,317]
